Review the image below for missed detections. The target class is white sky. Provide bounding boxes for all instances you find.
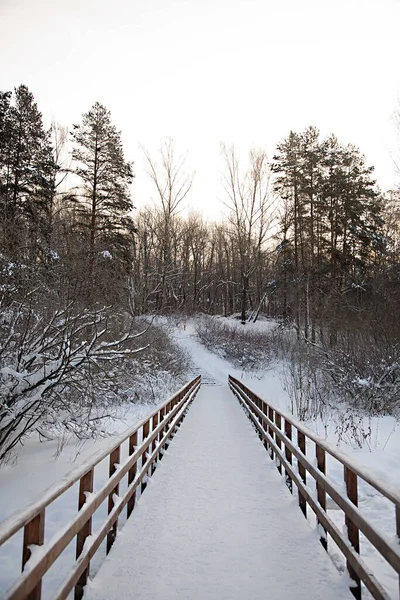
[1,0,400,219]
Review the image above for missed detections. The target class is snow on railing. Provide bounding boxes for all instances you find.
[228,374,400,600]
[0,376,201,600]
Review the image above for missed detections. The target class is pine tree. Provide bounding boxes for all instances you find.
[272,127,384,339]
[0,85,56,281]
[71,102,134,299]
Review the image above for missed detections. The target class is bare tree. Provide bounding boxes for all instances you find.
[221,144,276,323]
[142,139,194,310]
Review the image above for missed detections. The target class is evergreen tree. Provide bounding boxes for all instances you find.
[71,102,134,299]
[0,85,56,288]
[272,127,384,339]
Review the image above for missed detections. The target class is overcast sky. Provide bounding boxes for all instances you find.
[1,0,400,219]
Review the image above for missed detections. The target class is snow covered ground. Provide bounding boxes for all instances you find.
[0,316,399,598]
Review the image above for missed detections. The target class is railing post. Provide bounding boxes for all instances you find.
[164,404,172,452]
[159,406,166,460]
[257,396,263,423]
[297,431,307,518]
[75,469,94,600]
[345,466,361,600]
[141,420,150,494]
[275,413,282,474]
[284,419,292,493]
[106,445,121,554]
[259,398,267,446]
[151,413,159,473]
[127,432,138,518]
[316,443,327,550]
[268,406,275,460]
[22,510,45,600]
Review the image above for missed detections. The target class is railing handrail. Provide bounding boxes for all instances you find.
[229,375,400,506]
[0,377,199,547]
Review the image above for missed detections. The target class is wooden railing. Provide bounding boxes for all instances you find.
[228,375,400,600]
[0,376,201,600]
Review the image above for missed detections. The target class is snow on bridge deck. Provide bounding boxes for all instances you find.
[84,385,350,600]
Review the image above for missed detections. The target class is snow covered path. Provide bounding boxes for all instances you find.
[84,384,350,600]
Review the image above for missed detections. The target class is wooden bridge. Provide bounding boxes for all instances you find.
[0,376,399,599]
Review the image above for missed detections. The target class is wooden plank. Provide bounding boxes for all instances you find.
[22,510,45,600]
[75,469,94,600]
[151,413,159,473]
[275,413,282,474]
[345,466,361,600]
[297,430,307,518]
[127,432,137,518]
[268,406,275,460]
[159,406,166,457]
[284,419,292,493]
[106,446,121,554]
[316,443,327,550]
[141,420,150,495]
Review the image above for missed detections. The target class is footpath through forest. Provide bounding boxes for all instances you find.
[84,383,350,600]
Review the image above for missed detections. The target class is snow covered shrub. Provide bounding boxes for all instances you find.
[195,316,274,370]
[281,344,331,421]
[0,297,188,463]
[282,330,400,432]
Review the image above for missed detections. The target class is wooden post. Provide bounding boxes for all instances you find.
[268,406,275,460]
[75,469,94,600]
[259,400,267,447]
[106,445,121,554]
[151,413,159,474]
[316,443,327,550]
[22,509,45,600]
[164,406,171,452]
[141,420,150,495]
[275,413,282,474]
[159,407,166,460]
[127,432,137,518]
[297,431,307,518]
[284,420,292,493]
[345,466,361,600]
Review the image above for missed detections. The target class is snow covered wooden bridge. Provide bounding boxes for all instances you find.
[0,376,399,600]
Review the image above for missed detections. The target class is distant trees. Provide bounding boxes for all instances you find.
[140,138,193,311]
[1,80,400,450]
[221,144,275,323]
[272,126,384,342]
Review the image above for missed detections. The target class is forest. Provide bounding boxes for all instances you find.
[1,84,399,462]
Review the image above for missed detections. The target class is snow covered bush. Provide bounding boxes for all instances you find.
[0,298,189,463]
[195,316,274,370]
[282,333,400,430]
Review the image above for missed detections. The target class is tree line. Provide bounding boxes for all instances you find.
[1,83,399,456]
[1,85,399,335]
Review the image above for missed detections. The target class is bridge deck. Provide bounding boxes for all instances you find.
[84,385,350,600]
